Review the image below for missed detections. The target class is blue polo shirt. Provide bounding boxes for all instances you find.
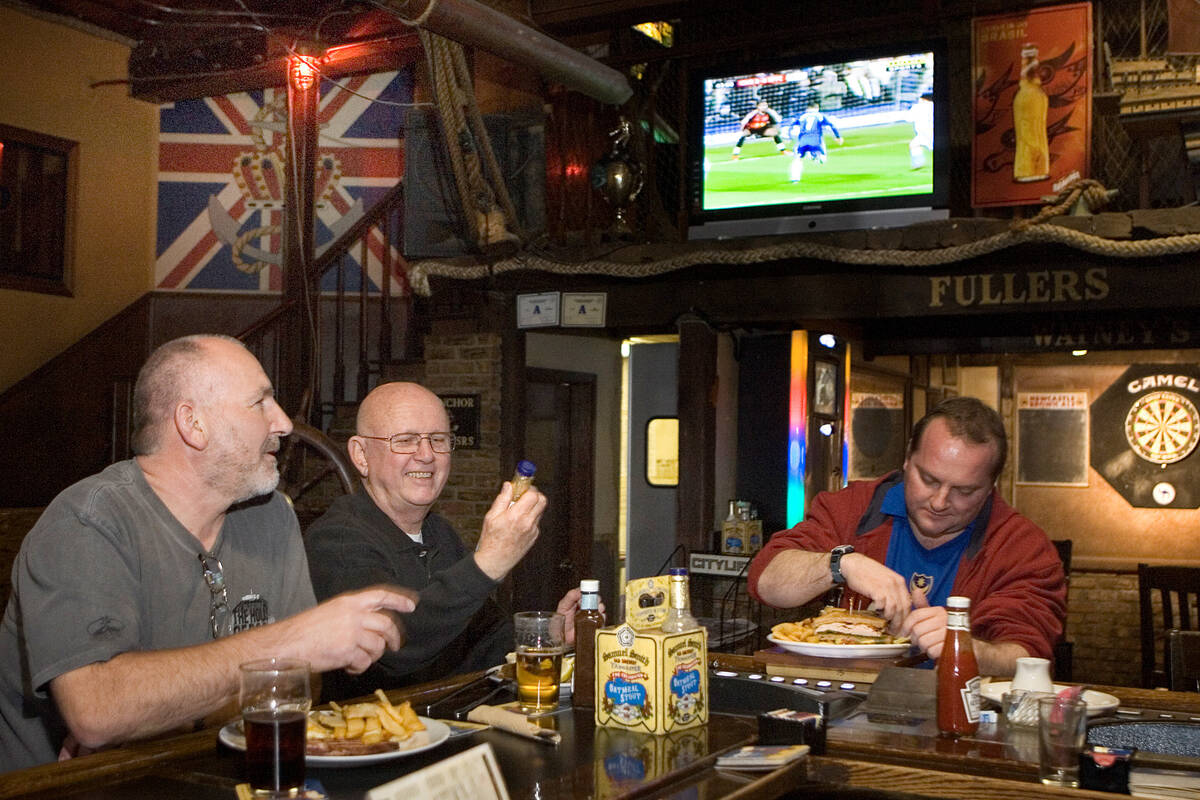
[880,482,973,608]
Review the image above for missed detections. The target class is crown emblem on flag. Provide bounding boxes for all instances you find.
[220,96,345,272]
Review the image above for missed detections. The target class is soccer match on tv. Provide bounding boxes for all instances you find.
[699,50,936,211]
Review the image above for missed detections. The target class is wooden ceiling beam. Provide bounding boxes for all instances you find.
[128,27,422,103]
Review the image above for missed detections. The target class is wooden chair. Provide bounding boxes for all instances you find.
[1167,629,1200,692]
[1138,564,1200,688]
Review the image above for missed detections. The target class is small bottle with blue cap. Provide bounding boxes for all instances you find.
[510,460,537,502]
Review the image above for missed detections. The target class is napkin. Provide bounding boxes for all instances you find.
[235,781,329,799]
[466,704,561,745]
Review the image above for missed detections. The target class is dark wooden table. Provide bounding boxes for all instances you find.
[2,657,1197,800]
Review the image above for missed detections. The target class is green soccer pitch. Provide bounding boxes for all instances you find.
[702,122,931,210]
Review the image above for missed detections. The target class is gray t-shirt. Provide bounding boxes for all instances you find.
[0,460,316,772]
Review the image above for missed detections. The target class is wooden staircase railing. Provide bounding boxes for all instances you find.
[238,180,410,431]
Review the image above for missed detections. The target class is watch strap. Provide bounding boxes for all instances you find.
[830,545,853,585]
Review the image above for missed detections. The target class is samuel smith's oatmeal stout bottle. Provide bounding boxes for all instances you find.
[937,596,982,737]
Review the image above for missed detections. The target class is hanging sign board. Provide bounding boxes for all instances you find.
[441,394,481,450]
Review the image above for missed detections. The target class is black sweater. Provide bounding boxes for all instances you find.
[304,491,510,701]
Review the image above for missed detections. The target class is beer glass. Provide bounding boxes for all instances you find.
[1038,696,1088,787]
[239,658,311,797]
[513,611,565,714]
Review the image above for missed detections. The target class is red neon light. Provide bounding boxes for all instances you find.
[289,54,321,91]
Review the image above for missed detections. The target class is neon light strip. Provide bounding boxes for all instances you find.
[787,330,808,527]
[842,343,852,489]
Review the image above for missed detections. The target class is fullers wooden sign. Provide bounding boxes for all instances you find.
[927,267,1108,309]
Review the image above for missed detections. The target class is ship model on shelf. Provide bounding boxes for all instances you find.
[1102,43,1200,119]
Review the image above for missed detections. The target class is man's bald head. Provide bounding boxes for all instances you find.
[350,382,453,531]
[356,382,449,436]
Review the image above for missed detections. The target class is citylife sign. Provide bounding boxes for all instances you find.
[927,267,1109,309]
[689,553,751,577]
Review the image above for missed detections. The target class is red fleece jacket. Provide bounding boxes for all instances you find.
[747,474,1067,660]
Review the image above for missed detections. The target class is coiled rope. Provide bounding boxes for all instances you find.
[417,27,519,252]
[405,179,1200,296]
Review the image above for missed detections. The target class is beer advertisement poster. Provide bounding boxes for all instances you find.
[971,2,1092,207]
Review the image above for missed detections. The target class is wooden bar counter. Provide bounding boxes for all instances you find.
[1,656,1196,800]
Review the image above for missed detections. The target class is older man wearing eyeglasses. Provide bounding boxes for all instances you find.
[0,335,416,772]
[305,381,576,701]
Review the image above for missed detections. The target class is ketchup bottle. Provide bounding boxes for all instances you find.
[937,595,981,737]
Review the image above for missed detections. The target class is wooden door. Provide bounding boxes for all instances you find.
[511,368,596,611]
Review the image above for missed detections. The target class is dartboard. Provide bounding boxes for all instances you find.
[1124,390,1200,465]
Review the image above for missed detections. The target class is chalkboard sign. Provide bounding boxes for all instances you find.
[441,394,481,450]
[1017,392,1088,486]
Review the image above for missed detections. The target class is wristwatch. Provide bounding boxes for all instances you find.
[829,544,854,585]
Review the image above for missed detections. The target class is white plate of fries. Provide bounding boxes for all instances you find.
[766,635,912,659]
[220,690,451,766]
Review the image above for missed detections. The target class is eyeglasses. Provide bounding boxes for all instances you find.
[358,432,456,454]
[198,553,231,639]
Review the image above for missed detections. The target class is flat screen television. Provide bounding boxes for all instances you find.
[687,40,950,240]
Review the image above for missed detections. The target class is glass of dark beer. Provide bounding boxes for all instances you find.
[238,658,311,797]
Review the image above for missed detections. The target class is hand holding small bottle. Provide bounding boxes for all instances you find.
[474,461,547,581]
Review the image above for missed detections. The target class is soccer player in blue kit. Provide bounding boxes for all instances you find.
[788,104,843,182]
[731,99,787,159]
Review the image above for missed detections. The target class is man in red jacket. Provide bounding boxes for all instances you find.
[749,397,1065,676]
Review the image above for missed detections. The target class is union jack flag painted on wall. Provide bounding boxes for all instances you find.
[156,69,411,292]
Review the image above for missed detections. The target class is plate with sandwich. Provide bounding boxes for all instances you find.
[768,607,912,659]
[220,691,451,767]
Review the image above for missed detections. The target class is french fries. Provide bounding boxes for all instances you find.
[304,692,426,750]
[771,619,819,643]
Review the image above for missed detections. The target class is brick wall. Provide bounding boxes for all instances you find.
[421,331,503,549]
[1066,570,1142,688]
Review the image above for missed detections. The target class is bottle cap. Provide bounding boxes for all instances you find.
[947,596,970,609]
[668,567,688,576]
[580,579,600,592]
[515,459,537,477]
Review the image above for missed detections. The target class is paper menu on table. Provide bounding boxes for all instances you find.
[1129,767,1200,799]
[715,744,810,770]
[366,742,509,800]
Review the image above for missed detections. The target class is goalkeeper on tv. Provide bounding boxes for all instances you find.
[731,99,788,159]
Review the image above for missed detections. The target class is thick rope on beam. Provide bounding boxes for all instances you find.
[406,222,1200,295]
[405,177,1200,295]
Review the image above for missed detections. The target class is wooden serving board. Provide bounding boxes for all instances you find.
[753,647,921,684]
